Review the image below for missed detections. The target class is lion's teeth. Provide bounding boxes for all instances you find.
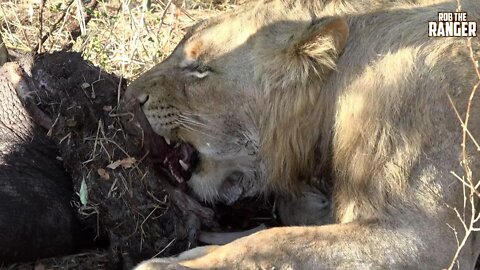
[165,137,171,145]
[174,174,183,183]
[179,160,189,170]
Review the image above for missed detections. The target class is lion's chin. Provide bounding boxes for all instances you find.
[187,170,246,204]
[182,151,264,205]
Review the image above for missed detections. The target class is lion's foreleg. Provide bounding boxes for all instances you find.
[136,219,474,270]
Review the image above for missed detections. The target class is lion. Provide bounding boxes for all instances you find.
[125,0,480,268]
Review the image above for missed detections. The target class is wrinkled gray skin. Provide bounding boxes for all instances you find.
[0,61,89,263]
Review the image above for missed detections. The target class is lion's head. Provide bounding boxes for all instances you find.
[126,0,349,204]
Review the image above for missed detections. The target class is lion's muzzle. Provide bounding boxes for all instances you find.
[123,86,199,186]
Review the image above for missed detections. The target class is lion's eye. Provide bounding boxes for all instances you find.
[183,62,212,79]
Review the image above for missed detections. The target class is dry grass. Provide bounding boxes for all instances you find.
[0,0,240,80]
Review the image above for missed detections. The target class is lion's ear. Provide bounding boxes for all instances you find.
[255,17,349,91]
[256,17,348,194]
[284,17,349,80]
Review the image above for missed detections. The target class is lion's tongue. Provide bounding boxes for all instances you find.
[150,134,199,184]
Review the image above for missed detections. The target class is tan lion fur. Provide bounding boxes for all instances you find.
[127,0,480,268]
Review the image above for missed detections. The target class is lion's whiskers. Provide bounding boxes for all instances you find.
[178,114,209,128]
[180,111,218,117]
[178,114,231,138]
[179,122,220,140]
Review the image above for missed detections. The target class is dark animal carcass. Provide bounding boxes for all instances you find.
[0,52,216,267]
[0,61,95,263]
